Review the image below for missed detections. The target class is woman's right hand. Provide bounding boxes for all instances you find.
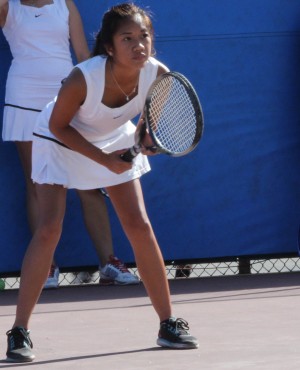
[101,149,133,174]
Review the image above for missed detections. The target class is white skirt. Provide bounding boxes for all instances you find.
[31,121,151,190]
[2,107,40,141]
[3,74,63,141]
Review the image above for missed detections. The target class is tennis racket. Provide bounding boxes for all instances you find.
[121,71,204,162]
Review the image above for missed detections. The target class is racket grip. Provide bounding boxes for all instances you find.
[121,122,145,162]
[120,146,140,162]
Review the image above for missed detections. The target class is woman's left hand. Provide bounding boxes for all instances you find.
[140,130,158,156]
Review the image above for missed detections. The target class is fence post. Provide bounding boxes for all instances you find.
[238,257,251,274]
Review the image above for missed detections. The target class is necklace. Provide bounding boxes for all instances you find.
[109,62,138,102]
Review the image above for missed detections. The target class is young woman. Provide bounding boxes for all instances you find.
[5,3,199,362]
[0,0,139,288]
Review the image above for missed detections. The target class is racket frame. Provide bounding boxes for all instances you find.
[121,71,204,162]
[144,71,204,157]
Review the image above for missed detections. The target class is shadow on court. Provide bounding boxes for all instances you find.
[0,347,163,368]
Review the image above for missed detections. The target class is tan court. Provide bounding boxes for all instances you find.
[0,272,299,369]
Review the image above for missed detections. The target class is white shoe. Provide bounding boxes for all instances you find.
[100,255,140,285]
[44,265,59,289]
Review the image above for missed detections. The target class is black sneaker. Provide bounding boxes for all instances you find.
[6,326,35,362]
[157,317,199,349]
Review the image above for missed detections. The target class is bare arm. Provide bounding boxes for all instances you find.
[0,0,8,28]
[49,68,132,174]
[66,0,90,62]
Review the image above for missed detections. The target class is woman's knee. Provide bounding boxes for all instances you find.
[125,216,153,236]
[35,220,63,242]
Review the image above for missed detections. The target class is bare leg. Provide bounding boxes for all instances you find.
[13,184,67,329]
[15,141,38,233]
[15,141,58,270]
[76,189,113,266]
[106,179,172,322]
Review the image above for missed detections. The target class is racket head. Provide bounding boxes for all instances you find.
[144,71,204,157]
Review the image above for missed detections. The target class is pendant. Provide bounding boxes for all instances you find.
[126,96,129,101]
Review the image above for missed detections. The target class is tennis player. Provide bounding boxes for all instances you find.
[5,3,199,362]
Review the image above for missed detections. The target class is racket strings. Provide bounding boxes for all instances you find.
[148,77,198,153]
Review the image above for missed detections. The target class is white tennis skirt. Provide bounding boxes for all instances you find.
[2,107,39,141]
[2,74,63,141]
[31,122,151,190]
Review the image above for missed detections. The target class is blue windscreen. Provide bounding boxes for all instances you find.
[0,0,300,273]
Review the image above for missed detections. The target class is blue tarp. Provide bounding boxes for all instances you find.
[1,0,300,273]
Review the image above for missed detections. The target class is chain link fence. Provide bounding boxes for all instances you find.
[1,255,300,290]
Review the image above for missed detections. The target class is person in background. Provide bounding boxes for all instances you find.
[0,0,139,288]
[72,188,139,286]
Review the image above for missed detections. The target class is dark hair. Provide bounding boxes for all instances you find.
[92,3,154,57]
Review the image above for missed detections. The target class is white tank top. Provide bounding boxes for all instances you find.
[34,56,169,144]
[2,0,73,81]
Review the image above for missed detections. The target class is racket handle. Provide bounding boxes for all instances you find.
[120,146,140,162]
[121,120,146,162]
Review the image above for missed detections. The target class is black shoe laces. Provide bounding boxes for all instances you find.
[6,327,33,350]
[165,318,190,335]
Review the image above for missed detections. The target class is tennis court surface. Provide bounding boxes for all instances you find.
[0,272,299,369]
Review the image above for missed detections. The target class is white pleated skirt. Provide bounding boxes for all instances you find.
[31,121,151,190]
[2,107,40,141]
[2,74,63,141]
